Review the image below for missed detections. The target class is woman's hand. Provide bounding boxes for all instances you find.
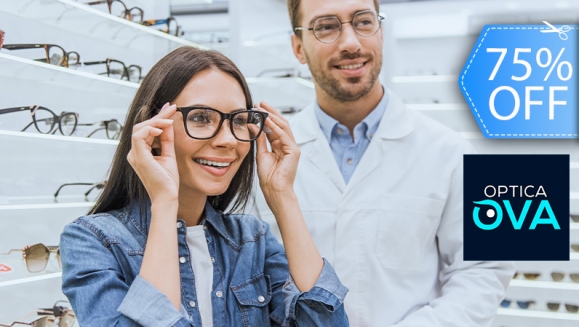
[127,103,179,203]
[255,102,300,205]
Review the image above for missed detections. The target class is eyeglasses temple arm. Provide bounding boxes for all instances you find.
[0,107,29,115]
[86,126,105,138]
[20,121,34,132]
[0,249,24,255]
[54,183,94,199]
[83,60,108,66]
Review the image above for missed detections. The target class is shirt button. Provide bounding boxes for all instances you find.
[179,257,186,263]
[258,295,265,303]
[203,225,207,230]
[176,222,182,229]
[189,300,196,308]
[337,128,343,134]
[346,158,353,165]
[211,257,215,263]
[216,291,223,298]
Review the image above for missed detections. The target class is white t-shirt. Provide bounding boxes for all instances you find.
[185,225,214,327]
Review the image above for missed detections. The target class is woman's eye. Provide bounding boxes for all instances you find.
[189,115,209,123]
[233,116,248,125]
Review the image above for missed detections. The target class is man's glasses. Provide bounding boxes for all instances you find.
[294,10,385,43]
[0,106,78,136]
[54,181,107,201]
[0,243,60,273]
[76,119,123,139]
[141,17,183,37]
[2,44,79,68]
[86,0,143,23]
[83,58,142,82]
[170,107,268,142]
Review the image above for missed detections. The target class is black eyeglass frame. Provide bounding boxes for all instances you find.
[76,119,123,139]
[53,182,107,200]
[83,58,142,82]
[294,10,386,44]
[86,0,144,23]
[171,107,269,142]
[0,106,79,135]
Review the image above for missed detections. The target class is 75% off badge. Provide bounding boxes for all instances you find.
[459,22,577,138]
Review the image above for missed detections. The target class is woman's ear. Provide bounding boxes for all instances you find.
[151,136,161,156]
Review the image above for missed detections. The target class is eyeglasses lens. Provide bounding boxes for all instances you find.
[547,302,560,311]
[107,121,122,139]
[551,272,565,281]
[47,47,65,67]
[352,11,379,36]
[572,244,579,252]
[25,244,50,273]
[59,113,77,136]
[32,316,54,327]
[67,52,79,67]
[565,304,579,313]
[523,273,540,280]
[108,61,127,80]
[167,19,178,36]
[128,66,141,82]
[59,310,76,327]
[33,108,56,134]
[313,11,379,43]
[129,8,143,23]
[110,1,127,18]
[516,301,533,309]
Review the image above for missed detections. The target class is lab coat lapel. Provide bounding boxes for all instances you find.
[291,104,347,193]
[345,89,415,192]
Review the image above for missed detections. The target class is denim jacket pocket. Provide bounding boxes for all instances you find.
[231,274,272,327]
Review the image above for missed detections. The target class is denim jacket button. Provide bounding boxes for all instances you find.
[258,296,265,303]
[179,257,186,263]
[189,301,196,308]
[176,222,182,229]
[216,291,223,298]
[211,257,215,263]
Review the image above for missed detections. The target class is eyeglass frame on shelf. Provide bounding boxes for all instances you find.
[157,106,269,142]
[76,119,123,139]
[141,17,183,37]
[2,44,80,68]
[82,58,142,82]
[54,181,107,201]
[37,300,76,327]
[0,106,79,136]
[294,10,386,44]
[0,316,55,327]
[0,243,60,273]
[86,0,143,23]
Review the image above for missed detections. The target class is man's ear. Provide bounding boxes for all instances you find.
[291,34,307,65]
[151,136,161,156]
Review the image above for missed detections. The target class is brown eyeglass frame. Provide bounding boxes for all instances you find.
[2,44,80,68]
[0,105,79,136]
[86,0,144,23]
[0,243,60,273]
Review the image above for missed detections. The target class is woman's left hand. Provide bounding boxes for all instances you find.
[255,102,300,202]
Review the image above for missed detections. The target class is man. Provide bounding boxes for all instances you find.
[253,0,515,326]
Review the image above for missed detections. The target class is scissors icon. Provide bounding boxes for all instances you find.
[541,21,571,40]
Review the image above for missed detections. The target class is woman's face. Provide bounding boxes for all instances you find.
[170,69,251,198]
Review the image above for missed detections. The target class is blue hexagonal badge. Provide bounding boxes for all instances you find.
[459,23,577,138]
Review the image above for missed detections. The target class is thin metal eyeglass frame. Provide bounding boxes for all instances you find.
[53,182,107,200]
[83,59,142,82]
[76,119,123,139]
[172,107,269,142]
[294,10,386,44]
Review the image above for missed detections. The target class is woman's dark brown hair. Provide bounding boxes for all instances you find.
[90,46,255,228]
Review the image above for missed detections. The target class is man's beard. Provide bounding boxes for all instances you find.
[306,51,382,102]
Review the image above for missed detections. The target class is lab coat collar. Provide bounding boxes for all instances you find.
[292,88,414,145]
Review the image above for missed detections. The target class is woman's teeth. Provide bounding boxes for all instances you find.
[195,159,231,168]
[338,63,363,70]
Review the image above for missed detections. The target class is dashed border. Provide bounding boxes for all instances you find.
[459,26,579,138]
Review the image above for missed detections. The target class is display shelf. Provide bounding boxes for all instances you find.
[0,53,139,95]
[495,307,579,327]
[507,279,579,303]
[0,201,94,211]
[245,77,315,113]
[0,0,203,55]
[0,273,62,289]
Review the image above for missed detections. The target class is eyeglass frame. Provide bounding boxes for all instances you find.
[0,105,79,135]
[160,106,269,142]
[76,119,123,139]
[0,316,55,327]
[294,10,386,44]
[54,181,107,200]
[37,300,76,327]
[2,44,80,68]
[0,243,60,273]
[141,17,183,37]
[83,58,142,82]
[86,0,144,23]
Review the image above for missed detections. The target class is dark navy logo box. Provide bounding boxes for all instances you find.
[464,154,569,261]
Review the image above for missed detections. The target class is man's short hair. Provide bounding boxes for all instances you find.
[288,0,381,38]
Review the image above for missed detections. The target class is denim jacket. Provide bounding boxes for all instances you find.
[60,201,349,327]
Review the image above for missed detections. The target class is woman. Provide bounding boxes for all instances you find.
[59,46,349,327]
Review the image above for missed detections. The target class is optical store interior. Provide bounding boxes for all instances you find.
[0,0,578,326]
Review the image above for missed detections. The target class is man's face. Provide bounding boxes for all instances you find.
[292,0,383,102]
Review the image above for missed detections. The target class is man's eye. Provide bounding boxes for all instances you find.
[315,23,339,32]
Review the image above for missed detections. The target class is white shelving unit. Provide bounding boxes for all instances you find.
[0,0,202,324]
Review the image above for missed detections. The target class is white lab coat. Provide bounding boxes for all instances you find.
[253,89,515,327]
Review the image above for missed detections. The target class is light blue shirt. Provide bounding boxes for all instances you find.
[314,91,389,184]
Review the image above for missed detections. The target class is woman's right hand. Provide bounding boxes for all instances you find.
[127,103,179,203]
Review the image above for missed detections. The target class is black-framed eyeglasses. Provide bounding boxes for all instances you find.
[76,119,123,139]
[83,58,142,82]
[54,181,107,201]
[294,10,385,43]
[169,107,268,142]
[0,106,78,135]
[142,17,183,37]
[1,44,80,67]
[86,0,144,23]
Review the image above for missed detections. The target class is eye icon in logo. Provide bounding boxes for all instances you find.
[473,200,503,230]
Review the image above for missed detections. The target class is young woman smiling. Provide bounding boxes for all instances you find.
[59,47,349,327]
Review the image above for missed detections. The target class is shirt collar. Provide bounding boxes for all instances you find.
[313,88,389,141]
